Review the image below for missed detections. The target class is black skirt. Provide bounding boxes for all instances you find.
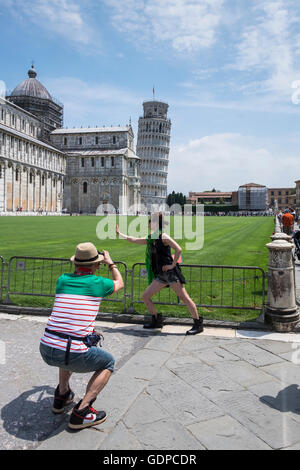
[155,265,186,286]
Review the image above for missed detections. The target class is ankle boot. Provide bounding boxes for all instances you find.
[143,313,163,329]
[186,318,203,335]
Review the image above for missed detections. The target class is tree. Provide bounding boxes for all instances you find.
[166,191,187,208]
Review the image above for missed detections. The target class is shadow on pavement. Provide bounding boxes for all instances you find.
[1,385,71,444]
[260,384,300,414]
[101,324,163,338]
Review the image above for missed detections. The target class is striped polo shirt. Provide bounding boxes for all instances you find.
[40,272,115,353]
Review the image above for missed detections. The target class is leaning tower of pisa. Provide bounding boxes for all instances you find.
[136,100,171,211]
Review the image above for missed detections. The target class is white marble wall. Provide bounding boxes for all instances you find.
[0,98,66,212]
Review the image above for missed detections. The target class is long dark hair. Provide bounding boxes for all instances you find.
[149,212,167,232]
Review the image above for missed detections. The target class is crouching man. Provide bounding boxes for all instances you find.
[39,242,124,430]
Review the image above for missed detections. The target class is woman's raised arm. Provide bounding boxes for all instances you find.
[116,224,147,245]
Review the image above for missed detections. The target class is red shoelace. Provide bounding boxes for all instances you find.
[89,406,98,414]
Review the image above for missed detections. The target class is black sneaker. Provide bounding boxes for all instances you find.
[52,386,75,414]
[68,400,107,430]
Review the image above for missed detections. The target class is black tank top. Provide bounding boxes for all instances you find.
[151,234,174,275]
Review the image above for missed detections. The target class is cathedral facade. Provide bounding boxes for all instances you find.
[0,96,65,213]
[50,126,141,214]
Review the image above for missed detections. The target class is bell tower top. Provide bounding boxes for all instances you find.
[142,100,168,119]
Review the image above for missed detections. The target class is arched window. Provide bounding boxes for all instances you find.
[83,182,88,194]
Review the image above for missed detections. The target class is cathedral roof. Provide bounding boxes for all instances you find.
[51,126,131,134]
[0,122,65,154]
[10,65,52,101]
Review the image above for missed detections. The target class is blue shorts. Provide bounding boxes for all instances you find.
[39,342,115,373]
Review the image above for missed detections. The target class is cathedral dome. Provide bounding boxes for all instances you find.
[10,65,52,100]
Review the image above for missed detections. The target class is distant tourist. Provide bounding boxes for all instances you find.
[281,209,294,235]
[289,207,296,221]
[116,213,203,335]
[39,242,124,429]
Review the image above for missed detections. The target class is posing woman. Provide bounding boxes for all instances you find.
[116,213,203,335]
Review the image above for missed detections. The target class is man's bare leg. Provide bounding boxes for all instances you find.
[78,369,112,409]
[59,369,72,395]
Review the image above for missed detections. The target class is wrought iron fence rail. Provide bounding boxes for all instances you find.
[129,262,266,312]
[0,256,6,302]
[0,256,266,314]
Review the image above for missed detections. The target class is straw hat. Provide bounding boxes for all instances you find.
[70,242,104,265]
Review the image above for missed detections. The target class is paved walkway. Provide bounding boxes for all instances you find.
[2,307,300,451]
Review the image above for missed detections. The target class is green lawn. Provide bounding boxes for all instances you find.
[0,215,274,322]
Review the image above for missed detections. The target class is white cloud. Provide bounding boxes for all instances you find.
[4,0,100,51]
[106,0,224,53]
[172,1,300,112]
[233,1,300,98]
[168,133,299,193]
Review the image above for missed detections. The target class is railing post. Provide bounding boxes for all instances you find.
[1,257,12,305]
[0,257,5,302]
[265,232,299,331]
[124,265,139,314]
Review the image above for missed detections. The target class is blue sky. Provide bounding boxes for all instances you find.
[1,0,300,194]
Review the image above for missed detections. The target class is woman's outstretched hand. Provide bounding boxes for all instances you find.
[116,224,120,235]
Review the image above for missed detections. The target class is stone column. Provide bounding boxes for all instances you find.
[265,234,299,331]
[0,160,6,212]
[57,177,63,212]
[50,174,53,212]
[32,171,36,211]
[22,167,28,211]
[11,164,15,211]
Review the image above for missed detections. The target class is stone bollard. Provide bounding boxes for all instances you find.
[265,233,299,332]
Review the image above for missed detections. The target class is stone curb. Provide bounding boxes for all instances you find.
[0,304,272,332]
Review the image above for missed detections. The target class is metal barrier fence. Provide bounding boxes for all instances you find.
[2,256,128,312]
[0,256,5,302]
[128,263,266,313]
[0,256,266,315]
